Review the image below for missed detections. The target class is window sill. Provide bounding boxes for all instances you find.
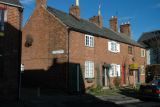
[85,78,94,83]
[85,46,94,48]
[109,51,119,54]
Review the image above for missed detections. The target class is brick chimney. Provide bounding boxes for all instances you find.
[36,0,47,7]
[69,0,80,18]
[89,5,103,28]
[120,22,131,38]
[109,16,118,32]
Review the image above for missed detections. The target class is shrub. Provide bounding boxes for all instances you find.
[113,77,121,88]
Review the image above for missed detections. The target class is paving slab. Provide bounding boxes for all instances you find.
[96,95,142,104]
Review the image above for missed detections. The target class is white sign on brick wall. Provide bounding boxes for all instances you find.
[51,50,64,54]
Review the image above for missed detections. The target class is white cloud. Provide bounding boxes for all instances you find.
[20,0,34,5]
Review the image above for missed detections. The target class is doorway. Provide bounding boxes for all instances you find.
[102,68,108,87]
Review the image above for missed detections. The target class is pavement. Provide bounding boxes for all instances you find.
[0,93,142,107]
[97,95,141,104]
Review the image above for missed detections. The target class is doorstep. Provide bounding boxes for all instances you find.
[102,87,109,89]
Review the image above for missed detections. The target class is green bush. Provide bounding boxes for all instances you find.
[87,85,103,94]
[113,77,121,88]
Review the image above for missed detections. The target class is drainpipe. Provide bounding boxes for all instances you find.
[138,67,140,83]
[67,28,70,92]
[18,7,23,101]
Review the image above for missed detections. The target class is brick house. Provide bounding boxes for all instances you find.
[22,0,146,92]
[139,30,160,65]
[138,30,160,82]
[0,0,23,99]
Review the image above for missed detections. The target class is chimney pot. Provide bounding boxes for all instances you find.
[36,0,47,7]
[69,0,80,18]
[120,22,131,38]
[89,15,103,28]
[109,16,118,32]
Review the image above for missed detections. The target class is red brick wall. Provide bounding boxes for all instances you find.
[0,3,22,99]
[22,6,68,89]
[22,5,146,90]
[22,6,68,70]
[69,31,146,88]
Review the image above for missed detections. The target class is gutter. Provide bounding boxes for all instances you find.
[0,1,23,8]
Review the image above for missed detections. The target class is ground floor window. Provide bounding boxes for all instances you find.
[109,64,121,77]
[85,61,94,78]
[140,65,145,75]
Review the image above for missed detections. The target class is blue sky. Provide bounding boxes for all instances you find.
[20,0,160,41]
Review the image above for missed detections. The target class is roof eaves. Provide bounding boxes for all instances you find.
[0,1,23,8]
[46,6,68,28]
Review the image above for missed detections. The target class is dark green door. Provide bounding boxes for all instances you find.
[68,63,85,94]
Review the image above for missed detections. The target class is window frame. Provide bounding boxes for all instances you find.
[108,41,120,53]
[141,49,145,57]
[0,9,7,31]
[85,61,94,79]
[85,34,94,47]
[109,64,121,77]
[128,46,133,54]
[140,65,145,75]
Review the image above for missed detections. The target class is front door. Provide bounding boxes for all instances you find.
[102,68,108,87]
[133,70,138,86]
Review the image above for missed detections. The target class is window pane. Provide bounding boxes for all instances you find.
[111,42,114,51]
[85,35,94,47]
[128,46,132,54]
[0,10,4,31]
[141,49,145,57]
[85,61,94,78]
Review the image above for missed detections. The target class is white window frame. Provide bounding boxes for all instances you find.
[109,64,121,77]
[140,65,145,75]
[0,9,7,31]
[4,10,7,22]
[108,41,120,53]
[85,34,94,47]
[141,49,145,57]
[85,61,94,78]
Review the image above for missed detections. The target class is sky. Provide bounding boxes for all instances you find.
[20,0,160,41]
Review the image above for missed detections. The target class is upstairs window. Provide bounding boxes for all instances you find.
[128,46,133,54]
[0,9,7,31]
[141,49,145,57]
[85,34,94,47]
[108,41,120,53]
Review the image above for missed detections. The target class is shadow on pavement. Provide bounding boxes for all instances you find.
[0,88,124,107]
[118,87,160,102]
[118,87,139,99]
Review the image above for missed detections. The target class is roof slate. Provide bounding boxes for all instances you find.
[47,6,143,48]
[0,0,22,8]
[138,30,160,42]
[138,30,160,48]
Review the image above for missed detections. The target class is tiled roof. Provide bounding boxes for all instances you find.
[0,0,22,8]
[138,30,160,42]
[138,30,160,48]
[47,6,144,48]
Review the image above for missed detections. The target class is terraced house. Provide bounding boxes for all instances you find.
[22,0,146,93]
[0,0,23,99]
